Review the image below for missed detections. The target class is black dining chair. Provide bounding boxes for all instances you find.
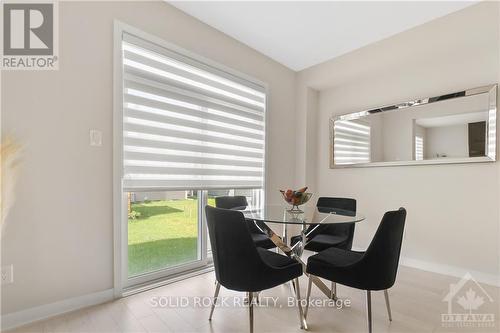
[290,197,356,297]
[215,196,276,249]
[291,197,357,252]
[305,208,407,333]
[205,206,307,332]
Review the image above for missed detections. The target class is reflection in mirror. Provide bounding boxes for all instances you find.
[414,111,487,160]
[331,85,497,168]
[333,119,371,165]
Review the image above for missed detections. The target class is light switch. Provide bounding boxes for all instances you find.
[90,130,102,147]
[1,265,13,285]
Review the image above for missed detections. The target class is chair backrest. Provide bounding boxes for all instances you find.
[309,197,357,249]
[361,208,407,290]
[215,196,248,210]
[214,195,265,234]
[316,197,356,213]
[205,205,266,291]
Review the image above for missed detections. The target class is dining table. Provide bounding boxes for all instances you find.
[242,204,365,300]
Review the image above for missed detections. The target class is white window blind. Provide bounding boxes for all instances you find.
[333,120,371,165]
[415,136,424,160]
[121,33,266,190]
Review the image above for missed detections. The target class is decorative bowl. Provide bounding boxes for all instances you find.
[280,190,312,213]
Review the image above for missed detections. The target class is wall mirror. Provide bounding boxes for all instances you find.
[330,85,497,168]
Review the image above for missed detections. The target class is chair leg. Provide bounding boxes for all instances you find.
[209,282,221,321]
[366,291,372,333]
[330,281,337,300]
[304,275,313,319]
[248,292,254,333]
[293,277,308,330]
[384,289,392,321]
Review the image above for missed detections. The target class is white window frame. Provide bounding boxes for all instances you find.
[113,21,269,296]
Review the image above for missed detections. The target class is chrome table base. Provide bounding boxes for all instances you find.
[271,221,339,300]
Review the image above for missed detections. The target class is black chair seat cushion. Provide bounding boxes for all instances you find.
[256,248,303,288]
[291,234,349,252]
[252,233,277,249]
[257,248,299,268]
[306,247,367,290]
[308,247,364,267]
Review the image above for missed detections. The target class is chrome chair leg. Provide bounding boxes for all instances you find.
[249,292,254,333]
[304,275,313,319]
[366,290,372,333]
[384,289,392,321]
[209,282,221,321]
[293,277,308,330]
[244,291,250,304]
[330,281,337,300]
[291,279,296,294]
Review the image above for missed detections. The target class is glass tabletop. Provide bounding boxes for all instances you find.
[242,204,365,225]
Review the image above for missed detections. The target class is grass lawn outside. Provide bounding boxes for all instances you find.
[128,197,214,277]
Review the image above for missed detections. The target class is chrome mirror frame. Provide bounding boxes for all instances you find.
[330,84,497,168]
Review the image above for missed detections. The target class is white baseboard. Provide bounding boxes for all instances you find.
[1,288,114,331]
[400,256,500,287]
[350,246,500,287]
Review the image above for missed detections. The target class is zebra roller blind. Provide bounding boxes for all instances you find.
[415,136,424,160]
[333,120,371,165]
[121,33,266,190]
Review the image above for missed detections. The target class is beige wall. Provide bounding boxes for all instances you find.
[296,2,500,283]
[425,124,469,159]
[2,0,500,322]
[1,1,296,315]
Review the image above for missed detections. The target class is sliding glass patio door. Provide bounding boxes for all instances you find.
[124,190,208,288]
[123,189,262,288]
[115,24,266,289]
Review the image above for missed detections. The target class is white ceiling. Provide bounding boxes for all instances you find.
[169,1,476,71]
[416,111,487,128]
